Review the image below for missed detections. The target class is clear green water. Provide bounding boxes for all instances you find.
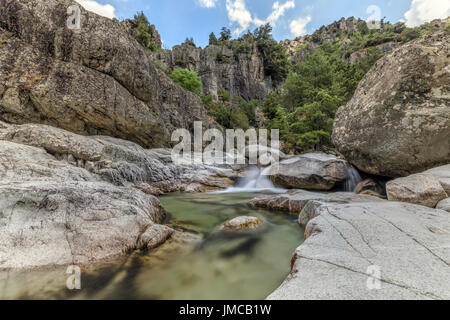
[0,192,304,300]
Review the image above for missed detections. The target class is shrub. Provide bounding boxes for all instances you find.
[133,12,159,54]
[169,68,202,95]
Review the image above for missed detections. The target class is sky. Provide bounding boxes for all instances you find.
[75,0,450,48]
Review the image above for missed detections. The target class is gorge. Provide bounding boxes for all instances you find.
[0,0,449,300]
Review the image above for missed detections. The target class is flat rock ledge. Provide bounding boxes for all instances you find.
[266,201,450,300]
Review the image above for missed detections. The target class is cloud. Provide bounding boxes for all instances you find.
[226,0,296,35]
[75,0,116,19]
[198,0,218,8]
[290,15,312,37]
[226,0,253,35]
[404,0,450,27]
[266,1,295,26]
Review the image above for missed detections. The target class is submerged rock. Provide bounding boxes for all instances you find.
[268,153,349,191]
[333,32,450,177]
[268,201,450,300]
[221,216,266,231]
[386,174,448,208]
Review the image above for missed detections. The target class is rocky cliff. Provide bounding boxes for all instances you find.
[0,0,213,148]
[154,42,273,101]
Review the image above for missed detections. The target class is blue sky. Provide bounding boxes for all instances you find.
[76,0,450,48]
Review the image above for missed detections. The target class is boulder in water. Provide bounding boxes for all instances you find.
[221,216,266,231]
[268,153,349,191]
[386,173,448,208]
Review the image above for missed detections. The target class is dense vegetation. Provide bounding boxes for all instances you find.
[169,68,203,95]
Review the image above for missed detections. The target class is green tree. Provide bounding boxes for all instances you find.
[219,27,232,42]
[169,68,203,95]
[133,12,158,54]
[209,32,218,45]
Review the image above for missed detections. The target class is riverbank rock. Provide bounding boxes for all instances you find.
[221,216,265,231]
[0,0,213,148]
[424,165,450,195]
[268,153,349,190]
[386,174,448,208]
[355,179,386,199]
[333,32,450,177]
[247,189,384,217]
[436,198,450,213]
[268,201,450,300]
[0,140,171,269]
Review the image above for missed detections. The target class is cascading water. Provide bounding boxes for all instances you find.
[216,165,286,194]
[344,165,363,192]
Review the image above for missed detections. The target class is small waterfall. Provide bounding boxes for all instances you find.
[216,165,286,194]
[344,165,363,192]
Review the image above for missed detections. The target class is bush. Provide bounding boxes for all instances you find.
[169,68,202,95]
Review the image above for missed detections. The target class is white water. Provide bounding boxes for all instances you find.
[215,166,286,194]
[344,166,363,192]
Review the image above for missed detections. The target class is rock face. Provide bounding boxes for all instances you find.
[154,43,272,101]
[268,201,450,300]
[221,216,265,231]
[0,0,213,148]
[268,153,349,190]
[387,174,448,208]
[333,32,450,177]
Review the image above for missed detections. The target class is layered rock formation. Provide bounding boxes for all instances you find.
[154,43,272,101]
[333,31,450,177]
[0,0,213,148]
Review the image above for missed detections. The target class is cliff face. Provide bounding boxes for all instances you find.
[0,0,213,148]
[154,43,273,101]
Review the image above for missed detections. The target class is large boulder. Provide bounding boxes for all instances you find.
[0,140,172,269]
[268,153,349,190]
[268,201,450,300]
[386,173,448,208]
[333,32,450,177]
[0,0,213,148]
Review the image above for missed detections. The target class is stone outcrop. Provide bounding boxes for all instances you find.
[220,216,265,231]
[267,153,350,190]
[247,189,383,218]
[154,43,272,101]
[386,174,448,208]
[268,201,450,300]
[0,0,213,148]
[333,31,450,177]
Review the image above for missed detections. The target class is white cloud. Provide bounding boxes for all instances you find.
[226,0,296,35]
[75,0,116,19]
[226,0,253,35]
[290,15,312,37]
[198,0,218,8]
[404,0,450,27]
[266,1,295,26]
